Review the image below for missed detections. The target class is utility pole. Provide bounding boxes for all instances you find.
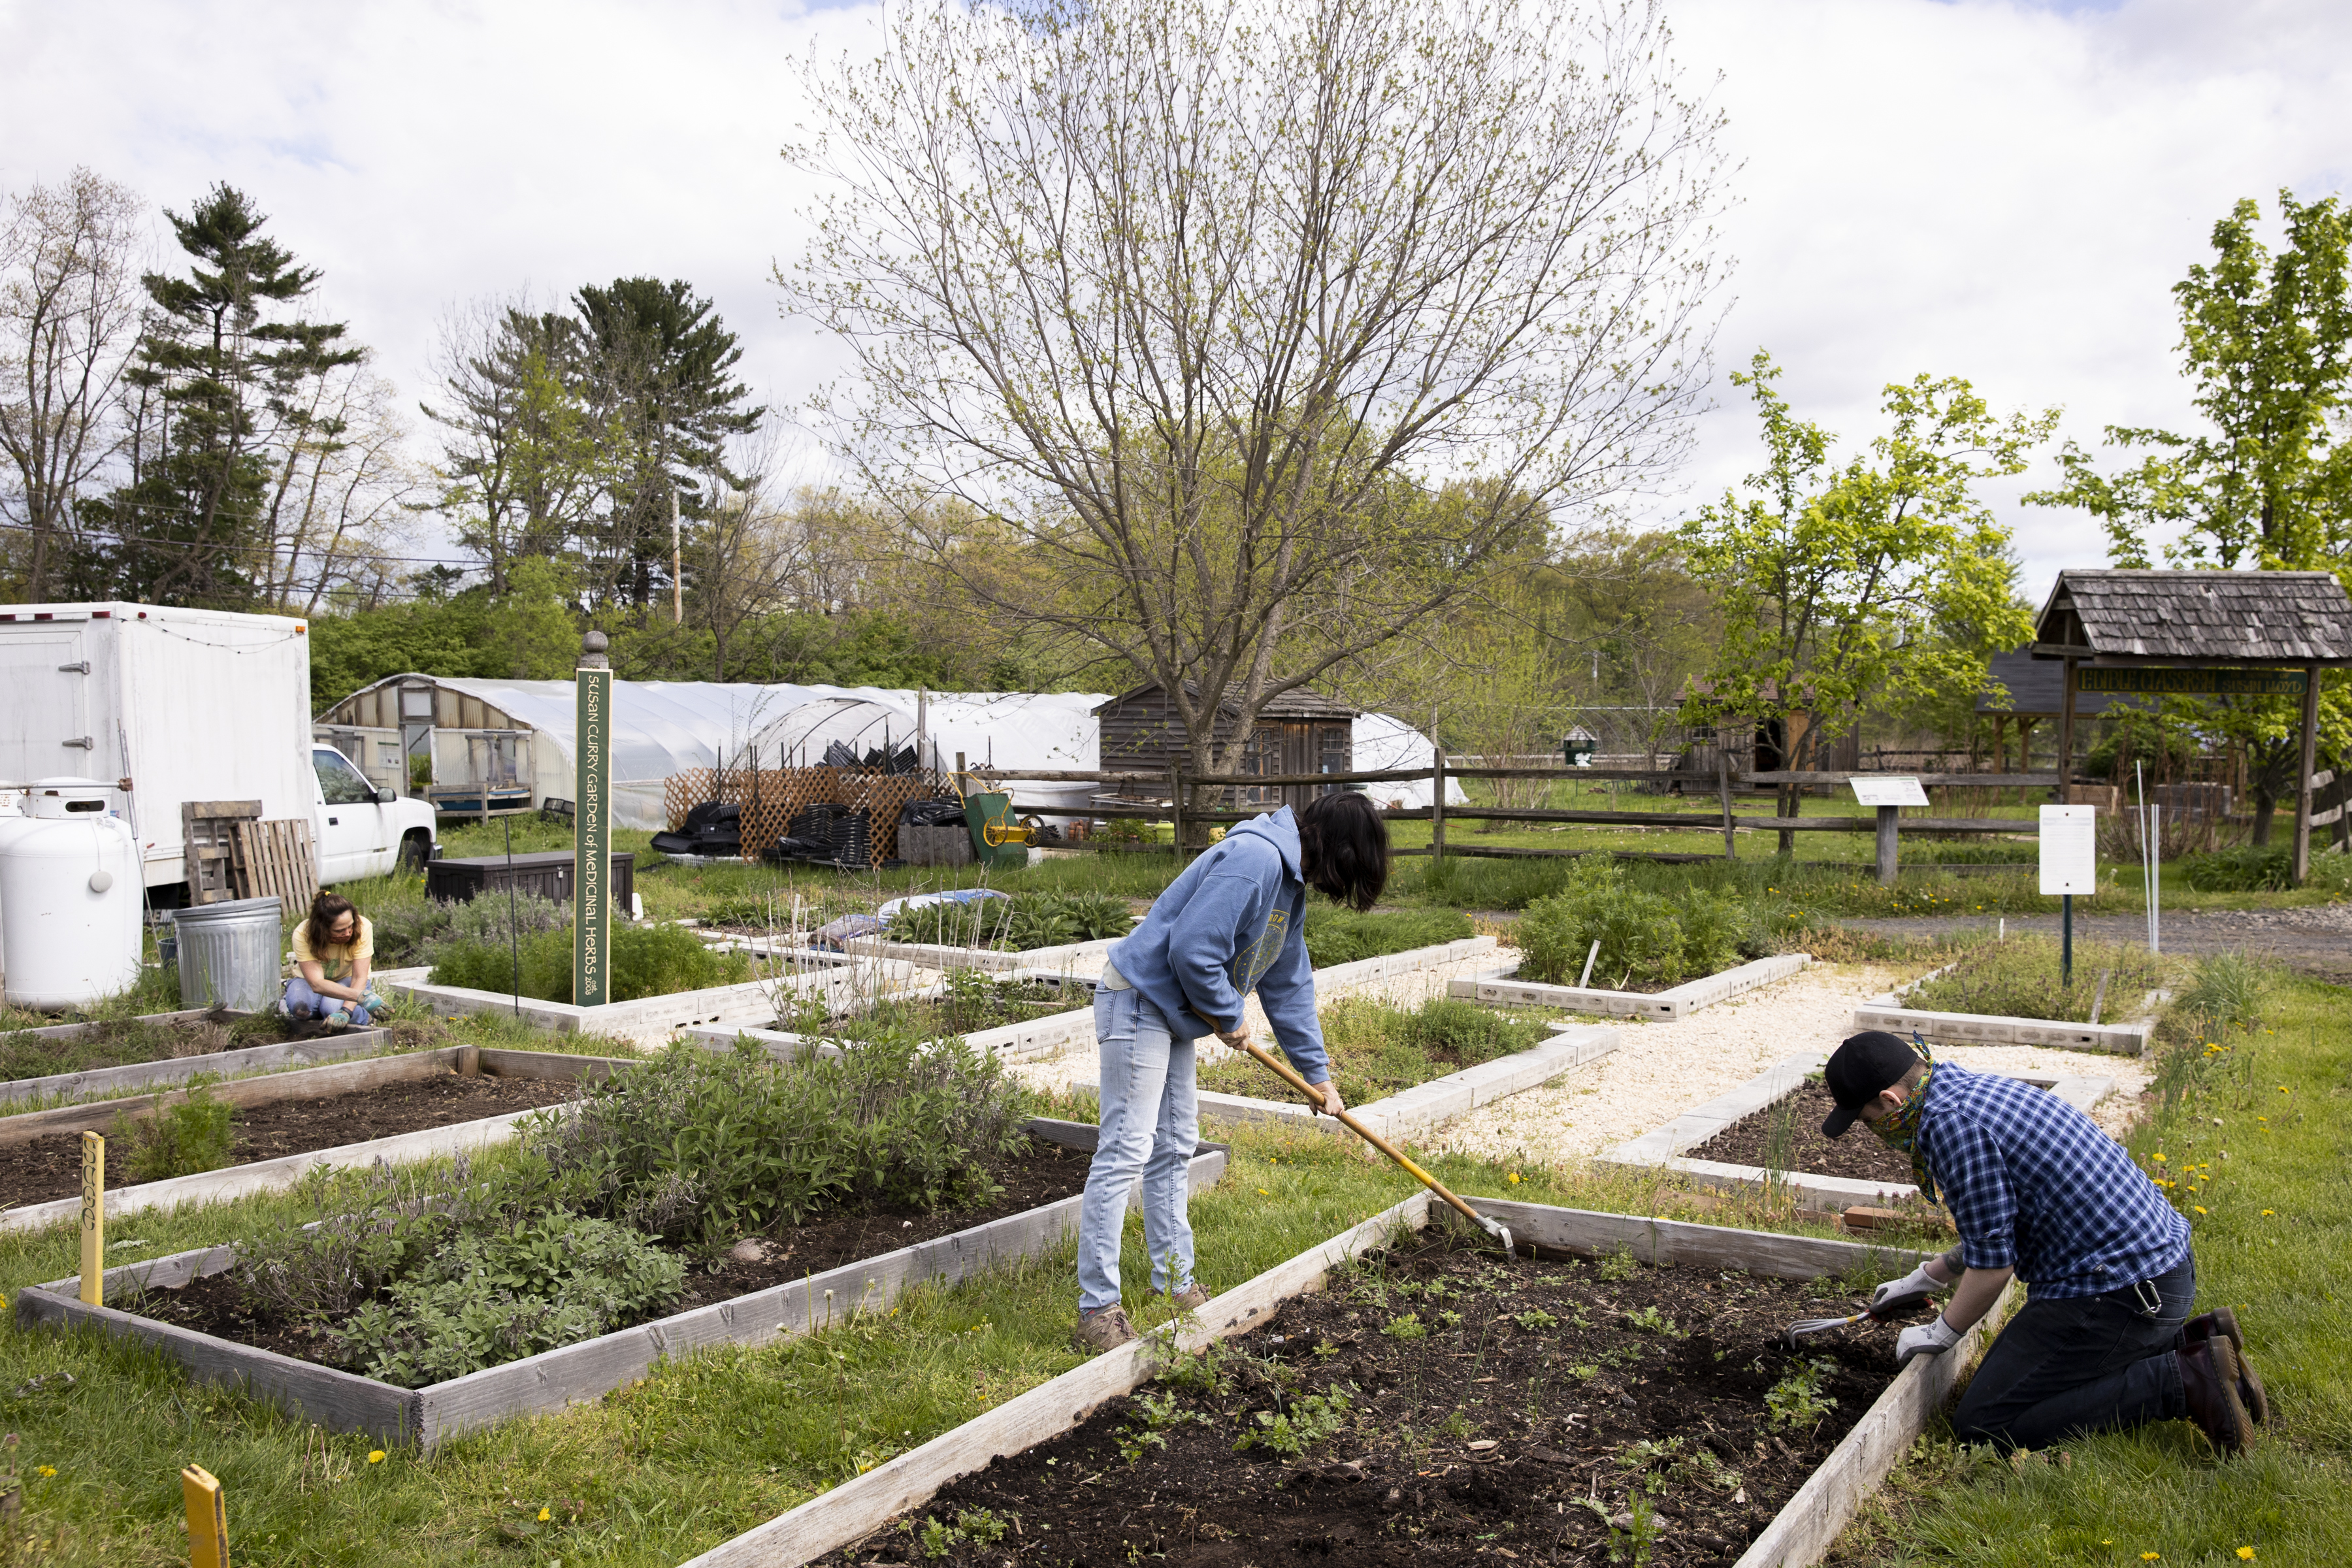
[670,485,683,624]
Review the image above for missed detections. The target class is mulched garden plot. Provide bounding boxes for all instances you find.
[119,1134,1098,1371]
[1686,1082,1912,1184]
[826,1230,1914,1567]
[0,1073,576,1205]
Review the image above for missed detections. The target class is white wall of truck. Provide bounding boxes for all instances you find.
[0,603,433,890]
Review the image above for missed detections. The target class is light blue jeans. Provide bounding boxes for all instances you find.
[1077,985,1198,1315]
[283,975,381,1025]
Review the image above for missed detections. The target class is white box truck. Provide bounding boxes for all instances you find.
[0,603,437,894]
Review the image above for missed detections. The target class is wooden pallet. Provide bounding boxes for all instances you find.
[231,819,318,917]
[181,800,261,906]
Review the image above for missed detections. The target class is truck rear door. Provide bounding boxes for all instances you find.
[0,632,96,772]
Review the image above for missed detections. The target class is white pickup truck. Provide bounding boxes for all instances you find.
[0,602,437,892]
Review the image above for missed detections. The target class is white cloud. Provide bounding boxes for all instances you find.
[2,0,2345,602]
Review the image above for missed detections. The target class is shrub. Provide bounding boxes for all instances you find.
[886,892,1134,951]
[526,1032,1036,1243]
[1299,906,1473,968]
[427,921,749,1003]
[116,1085,237,1183]
[2181,845,2295,892]
[332,1208,684,1387]
[1516,860,1750,988]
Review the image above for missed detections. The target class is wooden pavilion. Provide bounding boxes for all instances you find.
[2033,569,2352,883]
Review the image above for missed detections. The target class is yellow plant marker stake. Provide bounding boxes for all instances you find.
[80,1132,104,1307]
[182,1463,228,1567]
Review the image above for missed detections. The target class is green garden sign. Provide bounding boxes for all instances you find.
[574,650,612,1007]
[2077,666,2306,696]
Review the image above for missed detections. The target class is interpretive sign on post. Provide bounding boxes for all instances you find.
[1850,777,1929,808]
[2078,667,2306,697]
[80,1131,103,1306]
[2037,805,2097,895]
[575,654,612,1008]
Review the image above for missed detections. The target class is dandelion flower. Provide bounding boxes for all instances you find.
[35,1465,54,1478]
[367,1450,386,1464]
[2153,1153,2166,1163]
[2144,1556,2161,1563]
[1507,1173,1522,1184]
[2238,1550,2255,1561]
[1256,1188,1270,1196]
[2262,1209,2275,1217]
[2193,1206,2208,1215]
[538,1507,551,1522]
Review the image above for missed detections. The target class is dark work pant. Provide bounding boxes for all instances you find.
[1952,1256,2195,1451]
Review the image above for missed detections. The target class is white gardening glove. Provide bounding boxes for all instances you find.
[1895,1316,1961,1367]
[1309,1079,1345,1118]
[1872,1262,1950,1313]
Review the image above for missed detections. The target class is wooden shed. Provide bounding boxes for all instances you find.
[2032,568,2352,884]
[1093,681,1359,811]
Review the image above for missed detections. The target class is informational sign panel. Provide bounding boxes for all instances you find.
[2038,804,2098,895]
[574,666,612,1007]
[1850,776,1930,808]
[2078,666,2306,697]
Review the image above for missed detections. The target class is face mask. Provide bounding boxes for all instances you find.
[1865,1060,1938,1203]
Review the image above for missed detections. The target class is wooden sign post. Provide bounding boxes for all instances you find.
[182,1463,228,1567]
[80,1132,103,1306]
[574,632,612,1009]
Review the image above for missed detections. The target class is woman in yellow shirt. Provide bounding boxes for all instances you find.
[284,891,384,1028]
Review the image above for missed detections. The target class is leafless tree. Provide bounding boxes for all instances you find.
[0,169,148,599]
[256,355,423,612]
[785,0,1726,785]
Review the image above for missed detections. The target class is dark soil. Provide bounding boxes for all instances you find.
[1686,1083,1913,1184]
[120,1135,1096,1370]
[0,1071,575,1205]
[0,1008,328,1086]
[824,1230,1917,1567]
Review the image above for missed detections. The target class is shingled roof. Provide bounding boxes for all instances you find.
[2033,570,2352,666]
[1091,679,1359,721]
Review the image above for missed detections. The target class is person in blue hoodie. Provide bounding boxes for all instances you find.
[1072,791,1391,1350]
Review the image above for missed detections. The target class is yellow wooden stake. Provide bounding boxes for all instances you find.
[80,1132,104,1307]
[182,1463,227,1568]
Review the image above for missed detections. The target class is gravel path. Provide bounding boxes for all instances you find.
[1424,962,2153,1168]
[1841,902,2352,984]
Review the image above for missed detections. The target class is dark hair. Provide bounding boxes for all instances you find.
[306,891,359,954]
[1298,792,1390,913]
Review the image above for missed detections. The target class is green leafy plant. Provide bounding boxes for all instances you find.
[1516,859,1752,989]
[1595,1249,1639,1282]
[1512,1309,1558,1331]
[427,920,749,1003]
[1119,1390,1207,1462]
[919,1508,1015,1558]
[1300,906,1473,968]
[1156,1341,1235,1398]
[116,1085,237,1183]
[1622,1305,1682,1337]
[1906,934,2164,1023]
[887,892,1134,951]
[1380,1313,1426,1341]
[1765,1357,1840,1430]
[2176,950,2274,1034]
[1235,1387,1353,1457]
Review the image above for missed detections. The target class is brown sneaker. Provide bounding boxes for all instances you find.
[1073,1307,1137,1353]
[2184,1309,2268,1424]
[1169,1283,1213,1313]
[2178,1337,2251,1456]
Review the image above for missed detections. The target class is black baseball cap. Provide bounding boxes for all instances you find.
[1821,1031,1927,1138]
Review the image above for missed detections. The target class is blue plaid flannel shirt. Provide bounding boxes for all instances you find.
[1918,1064,2189,1298]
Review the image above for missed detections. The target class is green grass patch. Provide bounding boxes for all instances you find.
[1197,995,1556,1106]
[1299,904,1473,967]
[1904,935,2170,1022]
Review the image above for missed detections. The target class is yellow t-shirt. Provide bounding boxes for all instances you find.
[292,915,374,982]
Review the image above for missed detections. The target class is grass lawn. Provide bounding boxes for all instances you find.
[1,1088,1891,1565]
[1196,994,1562,1107]
[1835,970,2352,1566]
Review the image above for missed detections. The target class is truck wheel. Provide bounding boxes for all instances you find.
[398,832,432,874]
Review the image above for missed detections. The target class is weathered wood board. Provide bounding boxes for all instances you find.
[0,1023,399,1111]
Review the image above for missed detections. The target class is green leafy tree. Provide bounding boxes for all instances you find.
[1680,352,2050,846]
[81,185,359,605]
[2028,191,2352,843]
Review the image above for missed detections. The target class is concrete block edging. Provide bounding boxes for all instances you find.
[1450,952,1812,1020]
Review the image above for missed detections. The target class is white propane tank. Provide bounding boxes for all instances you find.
[0,777,143,1010]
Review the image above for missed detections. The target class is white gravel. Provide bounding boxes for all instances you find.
[1424,964,2154,1168]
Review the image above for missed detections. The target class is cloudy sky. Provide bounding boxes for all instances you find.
[3,0,2345,605]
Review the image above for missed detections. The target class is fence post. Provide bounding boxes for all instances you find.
[1876,804,1900,886]
[1717,751,1736,861]
[1431,749,1446,866]
[1169,763,1186,864]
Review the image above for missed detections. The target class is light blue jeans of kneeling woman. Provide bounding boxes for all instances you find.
[1077,984,1199,1315]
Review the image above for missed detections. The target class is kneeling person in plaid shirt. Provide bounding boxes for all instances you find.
[1820,1030,2262,1454]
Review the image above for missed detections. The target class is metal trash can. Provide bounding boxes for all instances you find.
[171,897,286,1012]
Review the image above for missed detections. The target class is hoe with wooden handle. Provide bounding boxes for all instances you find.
[1233,1034,1516,1260]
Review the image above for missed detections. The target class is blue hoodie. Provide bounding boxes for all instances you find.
[1105,807,1329,1085]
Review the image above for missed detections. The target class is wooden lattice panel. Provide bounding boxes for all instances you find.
[664,768,943,867]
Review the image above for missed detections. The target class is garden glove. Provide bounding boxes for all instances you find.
[1872,1262,1951,1312]
[1309,1079,1345,1118]
[1895,1316,1961,1367]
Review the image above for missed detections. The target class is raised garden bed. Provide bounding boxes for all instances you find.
[1600,1051,2119,1211]
[0,1046,625,1233]
[382,955,878,1046]
[676,1192,2009,1568]
[1852,938,2166,1056]
[0,1006,399,1109]
[1451,952,1812,1021]
[18,1119,1228,1449]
